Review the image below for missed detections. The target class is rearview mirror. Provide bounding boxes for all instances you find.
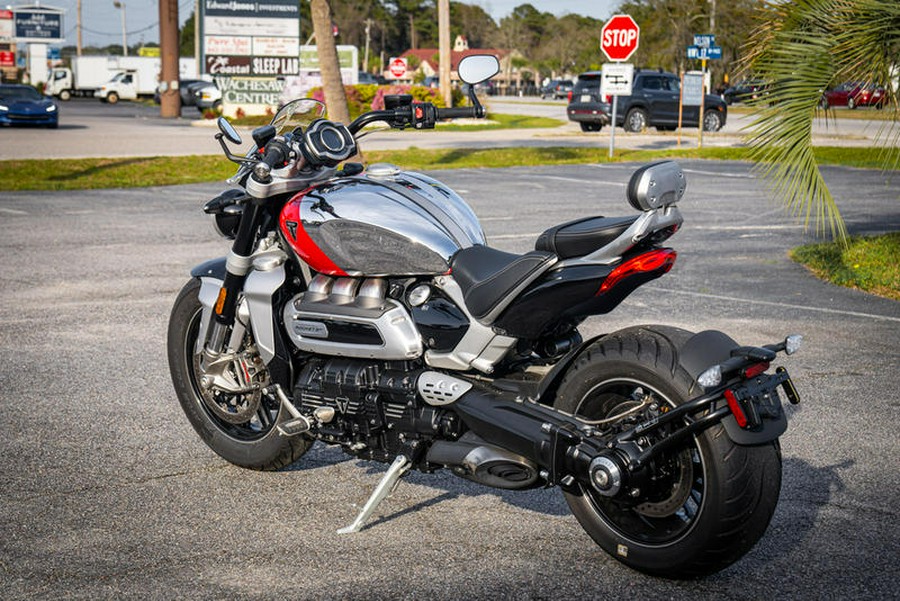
[458,55,500,85]
[217,117,242,145]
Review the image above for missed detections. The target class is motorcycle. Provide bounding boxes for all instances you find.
[167,55,802,579]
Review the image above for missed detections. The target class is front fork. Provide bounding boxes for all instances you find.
[203,202,265,358]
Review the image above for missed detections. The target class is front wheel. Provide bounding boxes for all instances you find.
[703,110,723,132]
[554,326,782,579]
[167,278,312,470]
[623,108,647,133]
[106,92,119,104]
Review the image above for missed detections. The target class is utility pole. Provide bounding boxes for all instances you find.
[113,1,127,56]
[194,0,200,76]
[158,0,180,117]
[76,0,82,56]
[438,0,451,108]
[363,18,371,73]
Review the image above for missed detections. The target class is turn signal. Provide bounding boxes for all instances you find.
[214,287,227,315]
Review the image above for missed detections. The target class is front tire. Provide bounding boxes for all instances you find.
[623,108,647,133]
[554,326,782,579]
[167,278,312,470]
[107,92,119,104]
[703,110,723,132]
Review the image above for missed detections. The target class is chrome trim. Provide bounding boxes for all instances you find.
[245,166,336,199]
[630,161,686,210]
[307,274,333,295]
[243,264,285,364]
[358,278,387,299]
[417,372,473,406]
[226,250,253,276]
[284,294,423,360]
[195,277,223,356]
[331,278,360,298]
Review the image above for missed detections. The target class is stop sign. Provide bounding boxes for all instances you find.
[601,14,640,62]
[389,57,407,79]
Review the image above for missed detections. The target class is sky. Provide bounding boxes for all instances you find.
[18,0,619,49]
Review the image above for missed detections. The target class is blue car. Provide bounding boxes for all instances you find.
[0,84,59,128]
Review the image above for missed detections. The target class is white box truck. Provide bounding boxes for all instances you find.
[46,56,197,103]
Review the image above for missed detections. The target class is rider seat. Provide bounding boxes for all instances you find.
[450,246,557,323]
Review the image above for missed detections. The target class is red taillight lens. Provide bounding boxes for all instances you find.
[604,95,612,103]
[567,90,573,102]
[742,361,770,379]
[724,389,749,428]
[598,249,677,295]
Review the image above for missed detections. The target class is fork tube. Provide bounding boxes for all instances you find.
[214,202,265,329]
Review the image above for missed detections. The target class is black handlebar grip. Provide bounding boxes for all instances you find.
[262,143,287,169]
[436,107,478,119]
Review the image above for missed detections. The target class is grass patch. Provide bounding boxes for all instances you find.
[435,113,564,131]
[0,146,892,191]
[730,105,898,121]
[791,233,900,300]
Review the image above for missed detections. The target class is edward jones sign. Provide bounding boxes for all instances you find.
[202,0,300,77]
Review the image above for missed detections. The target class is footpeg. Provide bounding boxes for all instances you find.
[337,455,411,534]
[277,416,311,437]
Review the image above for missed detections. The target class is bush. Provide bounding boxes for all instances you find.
[306,83,465,120]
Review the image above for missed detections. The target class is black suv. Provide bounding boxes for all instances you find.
[567,69,727,133]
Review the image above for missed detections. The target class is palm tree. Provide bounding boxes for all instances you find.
[310,0,351,124]
[743,0,900,241]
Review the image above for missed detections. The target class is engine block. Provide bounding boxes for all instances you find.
[293,357,460,462]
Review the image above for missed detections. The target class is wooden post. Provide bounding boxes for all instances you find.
[438,0,451,108]
[158,0,180,118]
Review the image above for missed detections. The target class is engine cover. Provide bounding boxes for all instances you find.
[283,275,423,360]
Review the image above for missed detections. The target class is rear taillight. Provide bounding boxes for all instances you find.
[597,249,677,295]
[742,361,770,379]
[567,90,573,102]
[604,95,612,103]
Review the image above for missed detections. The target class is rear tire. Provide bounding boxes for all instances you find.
[167,278,312,470]
[703,110,723,132]
[580,122,602,132]
[847,96,856,109]
[554,326,782,579]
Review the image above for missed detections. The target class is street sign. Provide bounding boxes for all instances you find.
[14,8,64,43]
[687,45,722,60]
[601,14,640,62]
[388,57,407,79]
[601,63,634,97]
[682,72,704,106]
[693,34,715,48]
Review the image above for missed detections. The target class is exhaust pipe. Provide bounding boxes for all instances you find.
[426,432,539,490]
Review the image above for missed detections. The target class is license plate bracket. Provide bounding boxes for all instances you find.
[718,371,791,445]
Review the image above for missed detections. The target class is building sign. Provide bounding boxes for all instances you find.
[0,51,14,67]
[0,10,13,41]
[216,76,284,106]
[201,0,300,79]
[14,8,64,43]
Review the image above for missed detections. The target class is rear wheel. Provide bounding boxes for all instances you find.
[847,96,856,109]
[623,108,647,133]
[580,122,602,132]
[167,279,312,470]
[554,326,782,578]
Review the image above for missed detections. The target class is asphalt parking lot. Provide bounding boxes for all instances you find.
[1,160,897,599]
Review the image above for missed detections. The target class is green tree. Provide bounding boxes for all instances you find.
[743,0,900,240]
[180,13,195,57]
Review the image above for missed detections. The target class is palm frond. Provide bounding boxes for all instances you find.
[742,0,900,242]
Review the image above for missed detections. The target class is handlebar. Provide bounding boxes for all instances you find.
[436,107,479,119]
[251,139,289,183]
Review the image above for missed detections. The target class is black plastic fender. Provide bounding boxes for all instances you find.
[191,257,228,281]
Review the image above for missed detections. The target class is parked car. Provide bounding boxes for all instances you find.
[567,69,727,133]
[540,78,573,99]
[359,71,388,85]
[821,81,885,109]
[722,79,769,105]
[153,78,209,106]
[0,84,58,128]
[193,80,222,113]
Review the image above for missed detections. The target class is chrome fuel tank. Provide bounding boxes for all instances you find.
[279,164,485,276]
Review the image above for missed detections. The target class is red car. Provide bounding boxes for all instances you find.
[821,82,886,109]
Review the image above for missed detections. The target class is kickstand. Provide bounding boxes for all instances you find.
[337,455,411,534]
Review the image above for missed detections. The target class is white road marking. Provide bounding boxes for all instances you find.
[0,207,28,215]
[682,168,756,179]
[655,287,900,323]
